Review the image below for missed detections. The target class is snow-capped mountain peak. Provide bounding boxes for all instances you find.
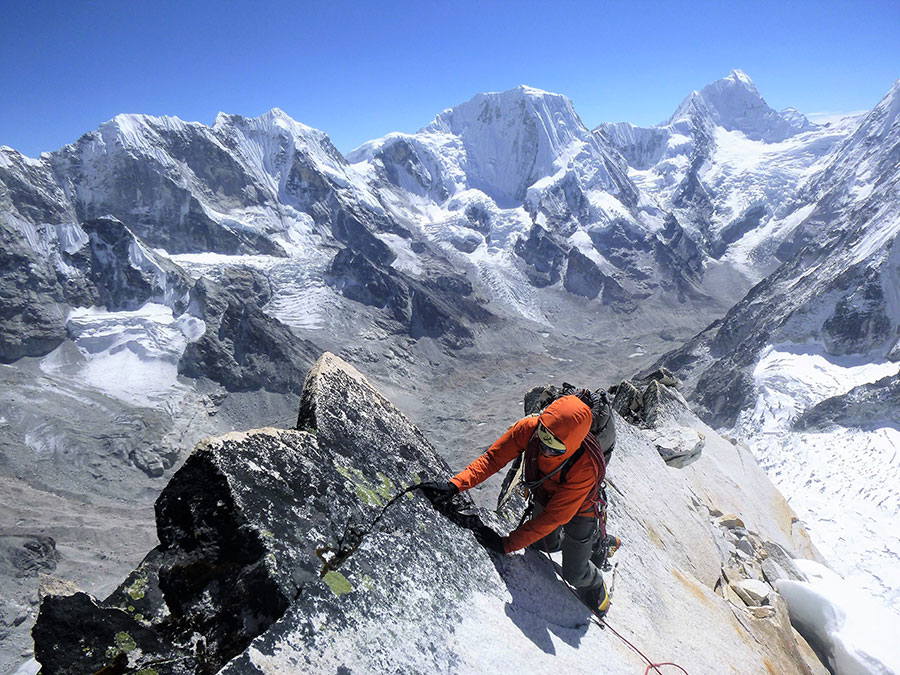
[594,69,854,269]
[667,70,817,142]
[418,85,594,205]
[214,107,324,141]
[727,67,755,87]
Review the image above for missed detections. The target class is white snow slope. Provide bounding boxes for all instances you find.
[737,345,900,618]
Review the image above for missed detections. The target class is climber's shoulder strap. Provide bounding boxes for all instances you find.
[559,444,586,483]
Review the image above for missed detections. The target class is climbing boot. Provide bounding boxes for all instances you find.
[604,535,621,558]
[578,576,610,618]
[591,534,622,571]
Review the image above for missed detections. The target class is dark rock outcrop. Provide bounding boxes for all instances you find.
[72,217,194,313]
[514,223,567,287]
[0,535,60,578]
[563,248,607,300]
[821,271,893,356]
[33,593,167,675]
[611,369,686,426]
[609,376,704,466]
[327,247,493,349]
[374,137,451,201]
[643,366,683,389]
[178,277,320,394]
[328,247,406,310]
[611,380,643,422]
[795,371,900,431]
[215,266,274,309]
[650,217,708,302]
[712,205,767,259]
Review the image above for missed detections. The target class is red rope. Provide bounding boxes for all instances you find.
[540,541,689,675]
[644,663,690,675]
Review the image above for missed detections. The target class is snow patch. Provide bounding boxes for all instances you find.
[568,230,602,265]
[379,233,423,276]
[40,303,195,407]
[778,560,900,674]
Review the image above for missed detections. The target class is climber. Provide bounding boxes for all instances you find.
[422,395,614,616]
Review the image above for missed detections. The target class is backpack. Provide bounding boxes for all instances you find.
[497,383,615,514]
[557,383,616,465]
[526,382,616,463]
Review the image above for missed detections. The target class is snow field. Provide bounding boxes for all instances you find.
[736,345,900,622]
[39,303,205,408]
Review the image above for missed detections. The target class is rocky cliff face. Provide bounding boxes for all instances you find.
[31,353,828,674]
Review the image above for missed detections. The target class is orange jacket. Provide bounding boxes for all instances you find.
[450,396,600,553]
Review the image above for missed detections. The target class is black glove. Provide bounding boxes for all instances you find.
[473,527,506,554]
[419,480,459,505]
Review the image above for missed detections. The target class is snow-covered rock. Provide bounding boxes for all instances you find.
[351,85,707,317]
[0,108,392,258]
[653,77,900,427]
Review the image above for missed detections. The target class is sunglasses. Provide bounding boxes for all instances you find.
[537,423,567,456]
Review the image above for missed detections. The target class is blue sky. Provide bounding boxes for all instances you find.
[2,0,898,157]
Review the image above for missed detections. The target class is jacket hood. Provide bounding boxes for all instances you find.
[538,395,592,454]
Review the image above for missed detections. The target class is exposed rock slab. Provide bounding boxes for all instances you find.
[32,353,829,675]
[732,578,773,606]
[645,427,705,468]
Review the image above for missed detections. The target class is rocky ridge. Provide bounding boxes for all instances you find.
[31,353,828,674]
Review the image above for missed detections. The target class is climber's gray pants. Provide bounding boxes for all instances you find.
[528,502,603,590]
